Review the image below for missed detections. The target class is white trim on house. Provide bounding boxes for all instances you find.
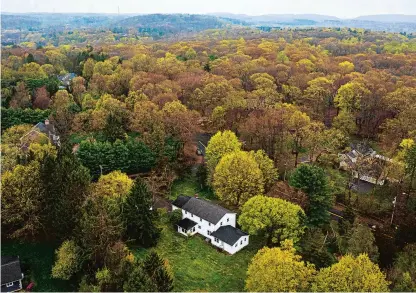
[172,198,249,254]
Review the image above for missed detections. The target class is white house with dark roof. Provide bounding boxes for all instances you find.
[1,256,24,292]
[171,195,249,254]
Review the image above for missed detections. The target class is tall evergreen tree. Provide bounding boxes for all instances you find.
[123,178,160,247]
[289,164,333,227]
[143,251,173,292]
[41,145,91,240]
[123,265,156,292]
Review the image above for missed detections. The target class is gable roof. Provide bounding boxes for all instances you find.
[1,256,22,284]
[211,225,248,246]
[172,195,234,224]
[172,195,191,208]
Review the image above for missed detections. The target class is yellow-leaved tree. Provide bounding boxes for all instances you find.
[213,151,263,207]
[312,254,390,292]
[239,195,305,246]
[245,239,316,292]
[205,130,242,184]
[94,170,133,199]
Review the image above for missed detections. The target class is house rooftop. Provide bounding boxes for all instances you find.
[172,195,234,224]
[172,195,191,209]
[177,218,197,230]
[1,256,22,284]
[211,225,248,246]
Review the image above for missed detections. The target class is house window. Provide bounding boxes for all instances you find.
[240,240,242,245]
[245,238,247,241]
[235,243,237,247]
[220,222,223,225]
[207,231,211,235]
[209,223,211,226]
[227,218,229,222]
[182,228,186,233]
[215,238,219,243]
[200,218,202,222]
[193,227,195,232]
[198,225,201,229]
[6,282,14,287]
[191,214,193,217]
[185,211,187,214]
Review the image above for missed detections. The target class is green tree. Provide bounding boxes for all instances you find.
[124,264,156,292]
[346,220,379,262]
[312,254,390,292]
[389,244,416,292]
[51,240,81,280]
[124,178,161,247]
[205,130,242,184]
[40,146,91,240]
[239,196,306,245]
[213,151,264,207]
[142,251,173,292]
[299,228,336,269]
[289,164,333,227]
[245,240,316,292]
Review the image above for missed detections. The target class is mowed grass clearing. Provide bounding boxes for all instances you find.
[131,214,264,292]
[169,174,215,200]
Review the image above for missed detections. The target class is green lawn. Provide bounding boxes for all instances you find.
[170,174,215,200]
[1,241,74,292]
[131,215,264,292]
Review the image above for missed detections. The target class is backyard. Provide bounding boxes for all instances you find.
[132,213,263,292]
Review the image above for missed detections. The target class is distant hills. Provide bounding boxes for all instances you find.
[1,12,416,34]
[210,12,416,24]
[116,14,225,33]
[210,13,340,22]
[353,14,416,23]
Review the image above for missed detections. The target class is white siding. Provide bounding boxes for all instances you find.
[171,205,248,254]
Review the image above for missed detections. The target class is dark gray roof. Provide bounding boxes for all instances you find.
[1,256,22,284]
[34,122,56,136]
[351,142,374,156]
[172,195,191,208]
[173,196,233,224]
[347,151,356,159]
[351,179,375,194]
[177,218,197,230]
[211,225,248,246]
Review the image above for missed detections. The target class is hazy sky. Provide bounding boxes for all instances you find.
[2,0,416,18]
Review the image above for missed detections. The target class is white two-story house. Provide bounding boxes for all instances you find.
[171,195,249,254]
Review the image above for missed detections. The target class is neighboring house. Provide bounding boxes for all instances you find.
[20,119,61,150]
[172,195,249,254]
[58,73,76,89]
[338,142,392,187]
[1,256,24,292]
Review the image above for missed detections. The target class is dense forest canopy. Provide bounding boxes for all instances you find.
[1,23,416,292]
